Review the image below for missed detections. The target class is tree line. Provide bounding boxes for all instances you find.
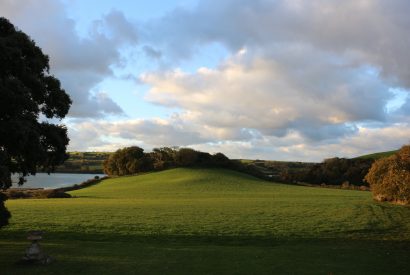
[103,147,233,176]
[300,157,374,186]
[284,145,410,204]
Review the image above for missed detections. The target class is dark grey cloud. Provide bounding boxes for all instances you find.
[143,45,162,59]
[288,122,359,142]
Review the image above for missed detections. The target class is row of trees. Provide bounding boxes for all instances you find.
[103,146,232,176]
[292,145,409,204]
[301,158,374,186]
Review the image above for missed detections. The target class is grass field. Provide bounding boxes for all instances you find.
[1,168,410,274]
[354,150,398,160]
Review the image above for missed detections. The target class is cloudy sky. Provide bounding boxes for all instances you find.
[2,0,410,161]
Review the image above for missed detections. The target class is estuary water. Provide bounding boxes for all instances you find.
[11,173,105,189]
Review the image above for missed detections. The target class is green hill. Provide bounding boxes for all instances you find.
[6,168,408,239]
[2,168,410,274]
[354,150,398,160]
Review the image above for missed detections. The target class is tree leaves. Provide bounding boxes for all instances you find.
[0,17,72,227]
[365,145,410,204]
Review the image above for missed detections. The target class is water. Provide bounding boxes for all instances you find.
[11,173,105,189]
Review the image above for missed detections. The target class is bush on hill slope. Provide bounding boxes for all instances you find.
[365,145,410,205]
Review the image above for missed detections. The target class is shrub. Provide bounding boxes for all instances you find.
[46,191,71,198]
[212,153,231,167]
[175,148,199,167]
[365,145,410,204]
[6,190,31,199]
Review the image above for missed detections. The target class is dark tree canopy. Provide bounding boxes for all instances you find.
[0,17,71,227]
[103,146,234,176]
[103,146,146,176]
[302,157,373,186]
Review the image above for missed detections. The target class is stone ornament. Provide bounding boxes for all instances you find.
[20,231,53,265]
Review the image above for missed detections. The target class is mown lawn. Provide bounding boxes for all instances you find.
[1,168,410,274]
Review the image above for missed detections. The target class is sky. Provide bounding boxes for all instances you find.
[1,0,410,161]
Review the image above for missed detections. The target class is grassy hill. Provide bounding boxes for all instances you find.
[354,150,398,160]
[1,168,410,274]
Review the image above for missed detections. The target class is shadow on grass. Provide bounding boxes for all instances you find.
[1,232,409,275]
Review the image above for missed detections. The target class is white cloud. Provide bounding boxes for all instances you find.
[132,0,410,160]
[145,0,410,90]
[67,118,207,152]
[67,117,410,162]
[0,0,138,118]
[142,49,391,141]
[3,0,410,160]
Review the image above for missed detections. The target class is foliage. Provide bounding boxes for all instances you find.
[303,157,373,186]
[103,146,145,176]
[240,158,372,186]
[150,147,178,170]
[1,189,71,199]
[0,17,71,227]
[365,145,410,204]
[103,146,232,176]
[237,159,315,183]
[175,148,199,166]
[0,193,10,228]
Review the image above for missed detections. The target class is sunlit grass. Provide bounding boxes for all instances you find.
[355,150,398,160]
[1,168,410,274]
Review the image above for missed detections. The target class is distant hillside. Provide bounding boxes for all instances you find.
[55,152,111,174]
[54,148,396,177]
[354,150,398,160]
[238,159,315,182]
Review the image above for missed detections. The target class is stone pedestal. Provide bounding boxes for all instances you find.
[20,231,53,265]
